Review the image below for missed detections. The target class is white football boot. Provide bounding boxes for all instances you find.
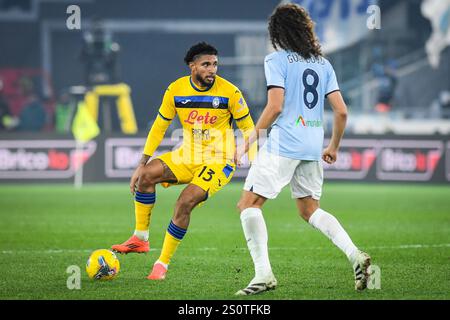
[353,250,371,291]
[235,274,278,296]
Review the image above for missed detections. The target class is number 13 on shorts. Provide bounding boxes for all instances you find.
[192,163,235,198]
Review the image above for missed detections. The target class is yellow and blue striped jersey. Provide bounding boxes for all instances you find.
[144,75,254,164]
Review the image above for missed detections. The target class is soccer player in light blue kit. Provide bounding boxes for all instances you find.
[234,3,371,295]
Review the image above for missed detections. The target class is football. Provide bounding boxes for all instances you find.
[86,249,120,280]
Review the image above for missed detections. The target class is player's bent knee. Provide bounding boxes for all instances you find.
[175,197,198,215]
[237,199,261,213]
[297,201,319,221]
[137,170,159,188]
[237,190,267,213]
[237,200,249,212]
[295,196,319,221]
[299,209,313,221]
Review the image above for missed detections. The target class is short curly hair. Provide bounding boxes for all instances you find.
[269,3,322,59]
[184,42,218,65]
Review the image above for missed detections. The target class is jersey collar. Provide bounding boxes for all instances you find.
[189,76,215,92]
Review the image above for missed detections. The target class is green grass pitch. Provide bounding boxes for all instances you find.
[0,182,449,300]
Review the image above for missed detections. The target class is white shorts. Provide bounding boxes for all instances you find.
[243,146,323,200]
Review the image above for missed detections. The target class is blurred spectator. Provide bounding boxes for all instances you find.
[0,79,18,130]
[15,77,46,132]
[440,91,450,118]
[80,19,120,86]
[373,62,398,113]
[0,92,15,130]
[54,91,75,133]
[430,90,450,119]
[369,47,398,113]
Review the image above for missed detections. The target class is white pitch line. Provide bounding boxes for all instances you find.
[367,244,450,250]
[0,248,159,254]
[267,243,450,251]
[1,243,449,255]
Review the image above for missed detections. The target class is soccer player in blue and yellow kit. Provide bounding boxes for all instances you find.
[111,42,255,280]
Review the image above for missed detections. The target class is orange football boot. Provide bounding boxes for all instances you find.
[111,235,149,254]
[147,262,168,280]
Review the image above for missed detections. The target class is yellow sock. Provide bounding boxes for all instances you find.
[158,221,187,265]
[134,201,154,231]
[134,192,156,239]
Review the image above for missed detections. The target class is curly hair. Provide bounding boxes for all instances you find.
[268,3,322,59]
[184,42,218,65]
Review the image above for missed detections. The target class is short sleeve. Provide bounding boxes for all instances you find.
[229,89,250,121]
[325,61,340,97]
[158,84,176,120]
[264,53,286,89]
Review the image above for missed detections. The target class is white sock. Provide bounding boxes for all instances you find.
[155,260,168,270]
[240,208,273,282]
[308,208,359,262]
[134,230,149,241]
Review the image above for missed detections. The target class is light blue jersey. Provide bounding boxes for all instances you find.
[265,50,339,160]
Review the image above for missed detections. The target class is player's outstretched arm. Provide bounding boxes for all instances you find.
[323,90,348,164]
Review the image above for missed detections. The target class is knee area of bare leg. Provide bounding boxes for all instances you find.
[137,170,157,188]
[237,200,250,212]
[300,204,319,221]
[175,197,197,214]
[237,199,261,213]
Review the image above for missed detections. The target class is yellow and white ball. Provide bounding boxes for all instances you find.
[86,249,120,280]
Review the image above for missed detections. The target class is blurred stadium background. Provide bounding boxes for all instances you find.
[0,0,449,300]
[0,0,450,183]
[1,0,449,183]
